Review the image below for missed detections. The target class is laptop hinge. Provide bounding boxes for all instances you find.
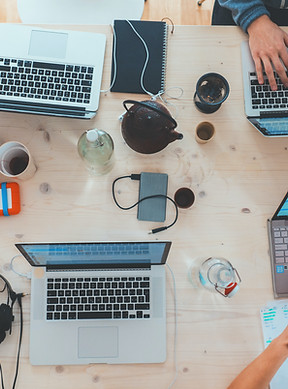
[0,99,96,118]
[46,263,152,271]
[260,111,288,118]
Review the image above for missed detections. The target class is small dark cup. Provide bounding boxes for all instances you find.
[174,188,195,209]
[194,73,230,114]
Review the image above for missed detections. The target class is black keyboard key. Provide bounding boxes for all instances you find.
[78,311,112,319]
[33,61,65,71]
[135,303,150,310]
[47,297,58,304]
[47,313,53,320]
[47,290,57,296]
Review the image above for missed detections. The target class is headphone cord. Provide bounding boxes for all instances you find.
[0,293,24,389]
[112,174,178,234]
[11,295,23,389]
[0,274,25,389]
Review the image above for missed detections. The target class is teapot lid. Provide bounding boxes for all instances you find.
[123,100,178,129]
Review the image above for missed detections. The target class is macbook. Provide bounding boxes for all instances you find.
[241,40,288,136]
[15,241,171,365]
[268,192,288,298]
[0,24,106,119]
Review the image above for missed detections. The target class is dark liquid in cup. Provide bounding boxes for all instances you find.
[174,188,195,208]
[197,128,211,140]
[9,155,29,175]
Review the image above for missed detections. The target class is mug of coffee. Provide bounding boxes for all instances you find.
[194,73,230,114]
[0,141,37,180]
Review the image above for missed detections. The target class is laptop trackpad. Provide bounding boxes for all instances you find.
[29,30,68,58]
[78,327,118,358]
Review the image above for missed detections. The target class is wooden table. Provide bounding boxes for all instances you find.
[1,24,287,389]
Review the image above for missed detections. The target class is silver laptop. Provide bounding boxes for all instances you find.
[15,241,171,365]
[241,40,288,136]
[268,192,288,298]
[0,24,106,119]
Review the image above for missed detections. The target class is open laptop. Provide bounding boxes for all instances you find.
[15,241,171,365]
[0,24,106,119]
[268,192,288,298]
[241,40,288,137]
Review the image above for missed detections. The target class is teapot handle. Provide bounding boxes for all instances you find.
[123,100,178,129]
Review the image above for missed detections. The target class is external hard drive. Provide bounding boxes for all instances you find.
[137,172,168,222]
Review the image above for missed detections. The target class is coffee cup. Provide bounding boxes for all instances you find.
[195,122,215,144]
[0,141,37,180]
[194,72,230,114]
[174,187,195,209]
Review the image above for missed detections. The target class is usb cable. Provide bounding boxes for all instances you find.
[112,174,178,234]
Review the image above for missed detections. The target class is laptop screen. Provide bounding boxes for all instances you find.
[272,192,288,219]
[15,241,172,267]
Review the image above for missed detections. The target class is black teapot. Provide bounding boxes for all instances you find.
[121,100,183,154]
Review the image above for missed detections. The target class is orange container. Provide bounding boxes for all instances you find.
[0,182,21,216]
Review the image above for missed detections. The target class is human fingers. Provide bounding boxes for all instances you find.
[261,56,277,91]
[278,43,288,88]
[274,55,288,88]
[253,55,264,85]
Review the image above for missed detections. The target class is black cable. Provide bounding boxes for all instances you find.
[0,365,4,389]
[11,295,23,389]
[112,174,178,234]
[0,274,25,389]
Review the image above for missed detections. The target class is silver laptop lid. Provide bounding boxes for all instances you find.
[15,241,172,269]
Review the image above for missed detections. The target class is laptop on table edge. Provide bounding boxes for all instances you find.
[268,192,288,298]
[0,24,106,119]
[15,240,171,365]
[241,40,288,137]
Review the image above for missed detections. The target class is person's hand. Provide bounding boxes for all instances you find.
[247,15,288,90]
[273,325,288,353]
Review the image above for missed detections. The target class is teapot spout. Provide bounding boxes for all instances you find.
[168,131,183,144]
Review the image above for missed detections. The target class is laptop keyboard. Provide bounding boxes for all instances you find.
[273,227,288,263]
[46,276,151,321]
[250,72,288,110]
[0,57,94,104]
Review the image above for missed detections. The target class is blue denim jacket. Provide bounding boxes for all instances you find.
[218,0,288,32]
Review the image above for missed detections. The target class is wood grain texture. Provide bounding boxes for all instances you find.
[0,24,287,389]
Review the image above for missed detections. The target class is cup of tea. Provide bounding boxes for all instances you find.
[195,122,215,144]
[194,73,230,113]
[174,187,195,208]
[0,141,37,180]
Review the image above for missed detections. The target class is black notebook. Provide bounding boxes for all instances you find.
[111,20,168,95]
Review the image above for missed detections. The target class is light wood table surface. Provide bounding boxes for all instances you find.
[1,24,288,389]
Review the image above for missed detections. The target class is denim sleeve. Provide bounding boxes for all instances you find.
[217,0,270,32]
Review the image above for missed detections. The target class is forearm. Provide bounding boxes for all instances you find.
[217,0,269,31]
[227,333,288,389]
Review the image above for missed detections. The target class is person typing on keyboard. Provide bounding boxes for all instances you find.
[212,1,288,91]
[227,326,288,389]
